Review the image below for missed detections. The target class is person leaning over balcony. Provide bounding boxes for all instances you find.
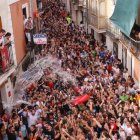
[4,32,14,65]
[4,32,11,46]
[80,21,84,29]
[24,17,33,44]
[0,29,6,49]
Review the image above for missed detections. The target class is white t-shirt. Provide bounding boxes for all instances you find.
[36,101,44,107]
[28,112,38,127]
[24,19,28,26]
[121,124,132,136]
[123,72,129,80]
[35,109,42,117]
[125,127,132,136]
[0,36,4,45]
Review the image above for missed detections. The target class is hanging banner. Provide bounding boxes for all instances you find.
[110,0,140,36]
[33,34,47,45]
[0,46,9,72]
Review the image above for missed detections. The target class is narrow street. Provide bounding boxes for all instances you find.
[0,0,140,140]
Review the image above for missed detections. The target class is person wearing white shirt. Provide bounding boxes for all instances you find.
[27,110,38,128]
[121,121,132,136]
[24,17,33,43]
[0,29,6,48]
[123,68,129,80]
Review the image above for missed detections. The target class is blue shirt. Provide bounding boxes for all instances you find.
[19,125,27,137]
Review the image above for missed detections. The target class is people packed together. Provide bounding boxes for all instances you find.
[0,29,13,71]
[0,0,140,140]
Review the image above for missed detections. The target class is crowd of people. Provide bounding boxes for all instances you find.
[0,0,140,140]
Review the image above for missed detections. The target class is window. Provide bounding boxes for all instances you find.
[22,3,29,19]
[22,7,27,19]
[0,16,2,30]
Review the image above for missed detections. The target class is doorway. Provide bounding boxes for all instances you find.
[22,3,29,20]
[122,47,127,69]
[22,7,27,19]
[91,29,94,38]
[113,42,118,58]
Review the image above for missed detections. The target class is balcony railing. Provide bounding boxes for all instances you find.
[88,0,106,32]
[106,20,121,39]
[72,0,85,7]
[121,34,140,60]
[0,44,15,75]
[89,14,106,31]
[107,20,140,60]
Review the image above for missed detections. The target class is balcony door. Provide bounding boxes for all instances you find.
[113,42,118,58]
[122,47,127,69]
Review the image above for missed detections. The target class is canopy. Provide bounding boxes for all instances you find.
[110,0,140,36]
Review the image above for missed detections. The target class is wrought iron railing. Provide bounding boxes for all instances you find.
[121,34,140,60]
[107,20,140,60]
[0,44,15,75]
[72,0,84,6]
[89,14,106,30]
[106,20,121,39]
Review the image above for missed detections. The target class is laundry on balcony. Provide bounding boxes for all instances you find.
[110,0,140,37]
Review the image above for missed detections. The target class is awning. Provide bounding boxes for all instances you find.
[110,0,140,36]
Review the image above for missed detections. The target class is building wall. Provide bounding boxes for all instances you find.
[62,0,70,12]
[127,50,132,75]
[133,57,140,88]
[10,0,37,64]
[106,35,113,52]
[71,5,77,24]
[94,32,101,42]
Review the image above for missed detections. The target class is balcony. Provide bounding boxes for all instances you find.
[89,14,106,32]
[106,20,121,40]
[0,44,15,77]
[88,0,106,32]
[107,20,140,60]
[72,0,85,7]
[121,34,140,60]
